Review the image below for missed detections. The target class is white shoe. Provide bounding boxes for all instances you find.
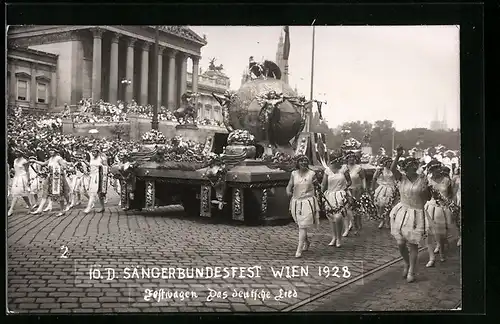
[43,206,52,212]
[328,239,336,246]
[426,260,435,268]
[295,251,302,258]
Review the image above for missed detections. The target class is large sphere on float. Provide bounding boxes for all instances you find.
[228,78,303,146]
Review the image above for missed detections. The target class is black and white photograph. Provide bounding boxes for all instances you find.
[7,24,462,313]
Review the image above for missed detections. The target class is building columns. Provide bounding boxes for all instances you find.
[179,53,188,98]
[167,49,177,110]
[30,63,37,108]
[157,46,164,109]
[140,42,150,106]
[108,33,120,104]
[125,38,136,103]
[191,56,200,94]
[91,28,103,102]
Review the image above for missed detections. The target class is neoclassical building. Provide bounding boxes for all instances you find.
[187,67,230,122]
[7,25,206,111]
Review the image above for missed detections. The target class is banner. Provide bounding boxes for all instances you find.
[283,26,290,60]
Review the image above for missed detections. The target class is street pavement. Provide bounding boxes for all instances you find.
[7,192,461,313]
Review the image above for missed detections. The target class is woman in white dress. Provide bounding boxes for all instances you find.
[343,151,367,236]
[425,162,455,265]
[371,156,397,229]
[30,148,71,216]
[67,152,90,209]
[322,153,352,248]
[8,149,32,216]
[286,155,320,258]
[452,167,461,247]
[27,154,42,210]
[80,148,107,214]
[389,146,432,283]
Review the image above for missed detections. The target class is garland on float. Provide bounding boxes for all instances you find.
[262,152,297,172]
[429,185,461,227]
[227,129,255,146]
[141,129,167,144]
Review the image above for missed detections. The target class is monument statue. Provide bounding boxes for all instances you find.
[173,91,198,126]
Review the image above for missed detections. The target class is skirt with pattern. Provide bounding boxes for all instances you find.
[390,203,432,245]
[11,174,30,197]
[424,200,453,237]
[41,174,70,199]
[374,184,395,208]
[29,176,42,194]
[324,189,348,219]
[289,196,319,229]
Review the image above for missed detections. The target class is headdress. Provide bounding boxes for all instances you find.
[401,157,420,171]
[294,154,310,168]
[343,150,361,163]
[329,150,343,165]
[378,156,392,166]
[440,166,451,176]
[426,160,442,173]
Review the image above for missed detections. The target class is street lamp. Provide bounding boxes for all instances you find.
[120,79,132,112]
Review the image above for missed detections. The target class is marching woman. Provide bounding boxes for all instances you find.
[100,149,110,205]
[67,152,90,209]
[286,155,320,258]
[28,153,43,210]
[425,161,455,265]
[452,167,461,247]
[389,145,432,283]
[322,152,352,248]
[80,148,107,214]
[8,149,32,216]
[371,156,397,229]
[343,151,367,236]
[30,147,71,216]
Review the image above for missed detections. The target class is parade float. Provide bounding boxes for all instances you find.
[110,58,340,225]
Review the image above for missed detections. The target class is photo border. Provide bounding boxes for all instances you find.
[4,0,486,322]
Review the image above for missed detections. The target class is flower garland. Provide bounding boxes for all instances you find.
[227,130,255,146]
[141,129,167,144]
[359,192,378,221]
[429,186,461,227]
[262,152,297,172]
[380,184,401,221]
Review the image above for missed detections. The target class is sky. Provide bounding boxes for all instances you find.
[188,26,460,131]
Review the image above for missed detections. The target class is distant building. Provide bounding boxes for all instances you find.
[7,25,206,112]
[430,108,448,131]
[187,66,230,122]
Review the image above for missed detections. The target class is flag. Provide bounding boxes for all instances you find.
[283,26,290,60]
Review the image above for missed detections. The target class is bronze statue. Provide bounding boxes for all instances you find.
[173,92,198,125]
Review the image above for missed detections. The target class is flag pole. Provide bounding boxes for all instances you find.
[307,23,316,132]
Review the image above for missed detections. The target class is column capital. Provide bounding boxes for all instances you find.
[166,49,178,58]
[110,32,121,43]
[91,28,104,38]
[141,42,151,51]
[127,37,137,47]
[191,55,201,64]
[158,46,166,55]
[179,52,188,62]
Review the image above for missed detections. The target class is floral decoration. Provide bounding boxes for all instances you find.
[227,130,255,146]
[141,129,167,144]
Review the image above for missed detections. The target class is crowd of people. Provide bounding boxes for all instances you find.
[287,143,461,284]
[60,98,224,127]
[8,106,461,284]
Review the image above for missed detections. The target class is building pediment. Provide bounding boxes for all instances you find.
[15,72,31,79]
[150,26,207,45]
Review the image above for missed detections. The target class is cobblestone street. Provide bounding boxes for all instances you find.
[7,193,461,313]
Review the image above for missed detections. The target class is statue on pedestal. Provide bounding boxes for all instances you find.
[173,91,198,127]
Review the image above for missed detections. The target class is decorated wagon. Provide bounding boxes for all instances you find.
[111,58,376,225]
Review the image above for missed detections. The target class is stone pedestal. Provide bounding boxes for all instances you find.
[175,124,200,141]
